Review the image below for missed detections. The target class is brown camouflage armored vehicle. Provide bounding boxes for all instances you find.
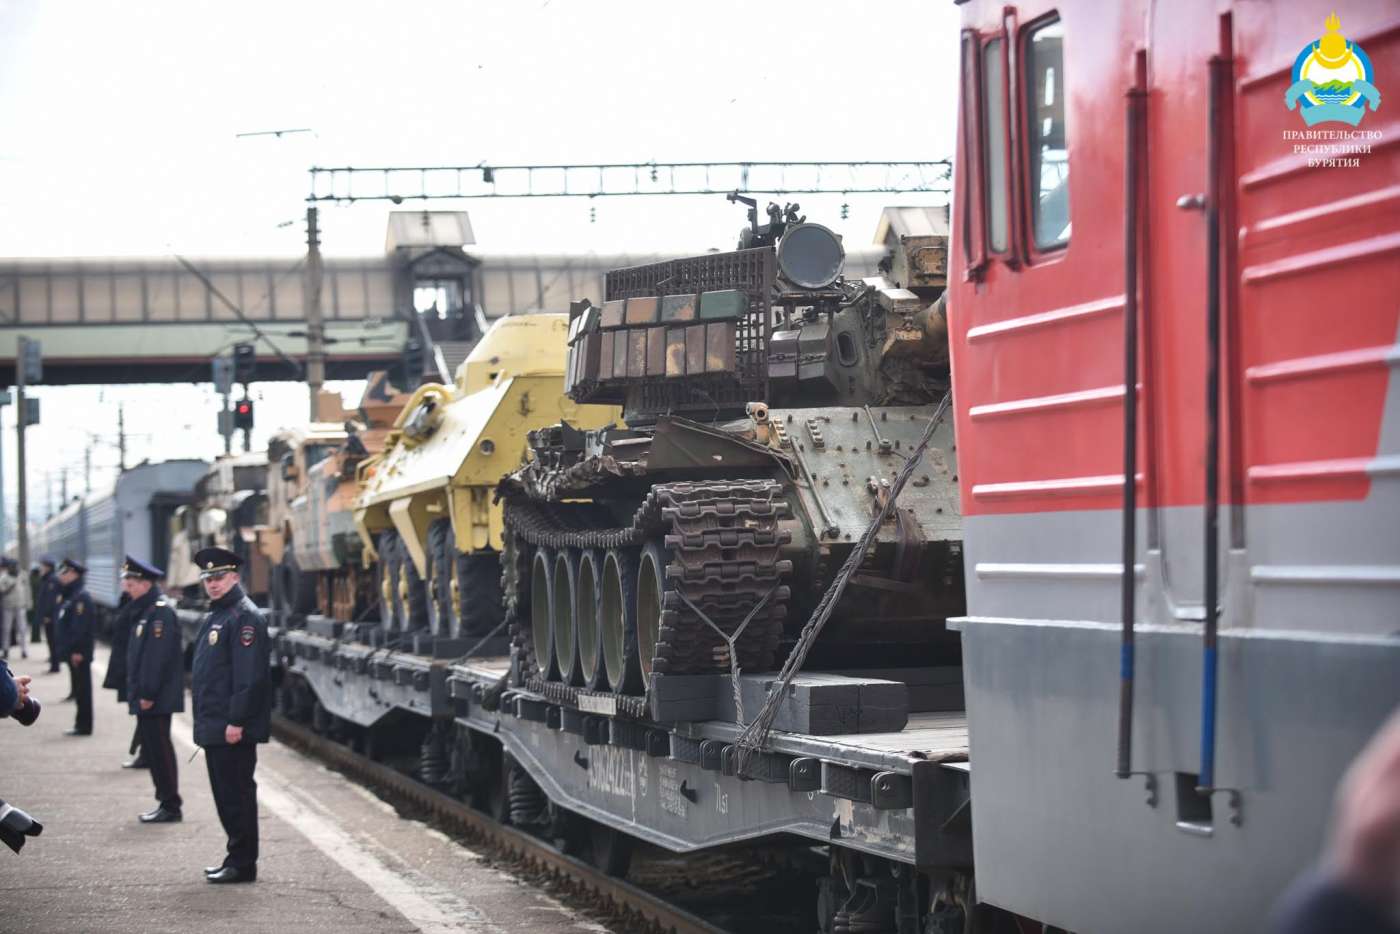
[259,372,409,619]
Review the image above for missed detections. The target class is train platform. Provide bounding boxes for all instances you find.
[0,646,613,934]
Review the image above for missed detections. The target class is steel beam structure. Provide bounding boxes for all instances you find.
[308,161,952,204]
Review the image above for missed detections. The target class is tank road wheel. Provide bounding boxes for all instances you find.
[427,520,458,637]
[635,542,666,680]
[529,548,559,680]
[456,553,504,638]
[553,550,581,685]
[600,547,644,696]
[377,532,403,636]
[575,549,607,690]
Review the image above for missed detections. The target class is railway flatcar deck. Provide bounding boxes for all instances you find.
[277,626,973,870]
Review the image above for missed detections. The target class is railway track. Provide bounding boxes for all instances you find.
[271,714,733,934]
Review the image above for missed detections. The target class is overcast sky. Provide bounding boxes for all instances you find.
[0,0,960,545]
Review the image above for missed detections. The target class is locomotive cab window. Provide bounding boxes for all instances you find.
[981,37,1009,253]
[1026,17,1070,249]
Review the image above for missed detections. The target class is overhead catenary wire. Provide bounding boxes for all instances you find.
[732,391,952,776]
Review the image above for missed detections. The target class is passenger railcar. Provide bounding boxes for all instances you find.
[33,459,208,610]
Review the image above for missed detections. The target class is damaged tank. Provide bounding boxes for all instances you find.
[500,200,960,699]
[354,313,619,644]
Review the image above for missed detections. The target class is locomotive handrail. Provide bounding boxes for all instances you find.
[1116,61,1147,781]
[1197,52,1230,795]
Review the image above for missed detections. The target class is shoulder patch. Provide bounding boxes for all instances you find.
[239,624,256,647]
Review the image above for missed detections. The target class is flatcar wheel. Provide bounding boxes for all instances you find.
[584,821,633,878]
[576,549,607,690]
[600,547,644,696]
[376,532,401,635]
[552,549,581,685]
[529,548,558,680]
[427,520,458,637]
[634,542,665,680]
[456,552,504,638]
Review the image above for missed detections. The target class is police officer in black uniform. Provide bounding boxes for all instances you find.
[34,556,62,676]
[123,556,183,823]
[54,558,95,736]
[105,585,145,768]
[191,547,271,884]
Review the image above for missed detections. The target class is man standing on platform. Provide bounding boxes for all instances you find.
[106,584,144,769]
[123,556,183,823]
[191,547,270,884]
[35,556,62,676]
[54,558,94,736]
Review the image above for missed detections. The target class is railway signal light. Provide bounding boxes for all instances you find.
[392,338,427,391]
[19,337,42,384]
[211,356,235,396]
[233,342,256,384]
[233,398,255,431]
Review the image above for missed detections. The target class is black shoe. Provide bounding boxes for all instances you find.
[63,727,92,736]
[139,806,182,824]
[61,695,74,703]
[122,756,148,769]
[203,865,225,876]
[206,865,256,884]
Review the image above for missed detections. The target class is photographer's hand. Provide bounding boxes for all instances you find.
[14,676,30,710]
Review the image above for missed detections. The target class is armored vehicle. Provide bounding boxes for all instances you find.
[259,372,409,620]
[166,453,270,605]
[354,313,619,642]
[501,201,958,697]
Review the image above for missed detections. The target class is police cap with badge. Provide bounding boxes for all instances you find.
[194,547,242,580]
[121,555,164,581]
[59,557,86,575]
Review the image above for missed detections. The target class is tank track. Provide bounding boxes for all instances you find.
[504,479,792,681]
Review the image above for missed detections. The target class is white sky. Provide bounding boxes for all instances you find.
[0,0,961,543]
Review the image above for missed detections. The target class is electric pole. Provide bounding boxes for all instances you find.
[304,205,326,420]
[118,403,127,471]
[0,390,8,555]
[84,447,91,495]
[15,337,33,574]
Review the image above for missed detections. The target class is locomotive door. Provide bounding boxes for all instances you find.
[1141,1,1234,619]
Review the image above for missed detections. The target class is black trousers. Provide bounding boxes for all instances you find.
[205,743,258,870]
[137,715,180,810]
[69,660,92,732]
[44,621,59,672]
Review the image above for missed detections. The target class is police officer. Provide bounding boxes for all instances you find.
[105,584,144,768]
[34,556,61,676]
[123,556,183,823]
[191,547,271,884]
[53,558,94,736]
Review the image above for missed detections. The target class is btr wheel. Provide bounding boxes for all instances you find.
[456,552,504,638]
[396,537,430,634]
[427,520,458,637]
[376,532,402,634]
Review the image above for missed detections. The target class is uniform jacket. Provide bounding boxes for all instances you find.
[125,588,183,716]
[102,593,135,695]
[54,579,95,661]
[35,572,60,631]
[191,584,270,747]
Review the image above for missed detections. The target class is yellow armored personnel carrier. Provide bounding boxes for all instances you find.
[355,313,618,641]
